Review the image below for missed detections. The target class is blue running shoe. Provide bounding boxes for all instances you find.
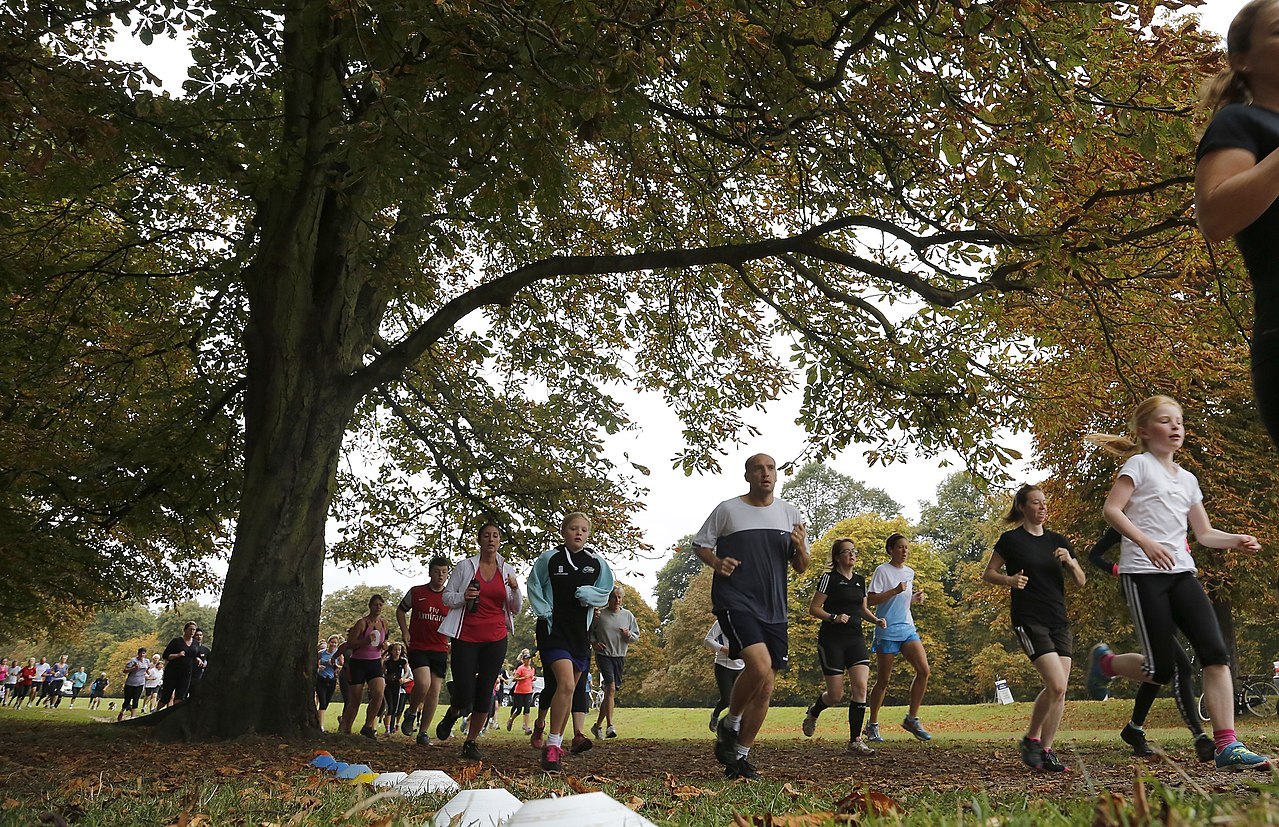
[902,715,931,742]
[1215,741,1271,771]
[1086,643,1113,701]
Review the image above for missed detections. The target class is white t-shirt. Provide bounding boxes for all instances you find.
[125,658,149,687]
[869,562,917,640]
[1117,452,1201,575]
[703,621,745,670]
[144,665,163,688]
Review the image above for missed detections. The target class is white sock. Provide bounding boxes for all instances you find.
[547,733,563,747]
[735,745,750,760]
[725,713,743,730]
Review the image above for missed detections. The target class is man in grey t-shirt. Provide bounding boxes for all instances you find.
[695,453,808,780]
[589,586,640,739]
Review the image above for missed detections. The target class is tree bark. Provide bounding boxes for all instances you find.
[157,0,378,737]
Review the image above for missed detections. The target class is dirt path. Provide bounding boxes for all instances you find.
[0,721,1264,806]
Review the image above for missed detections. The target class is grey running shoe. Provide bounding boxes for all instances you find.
[415,732,431,746]
[864,722,883,743]
[802,710,817,738]
[847,738,876,755]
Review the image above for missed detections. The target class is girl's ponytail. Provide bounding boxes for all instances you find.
[1201,67,1252,117]
[1199,0,1278,116]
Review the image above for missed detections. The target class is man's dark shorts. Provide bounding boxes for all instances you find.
[408,649,448,678]
[596,654,625,688]
[714,609,789,671]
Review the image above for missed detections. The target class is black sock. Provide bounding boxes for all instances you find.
[809,695,829,718]
[849,701,867,738]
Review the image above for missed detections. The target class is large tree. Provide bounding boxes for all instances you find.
[4,1,1233,737]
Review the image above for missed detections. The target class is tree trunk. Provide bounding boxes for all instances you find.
[154,0,384,739]
[157,312,361,738]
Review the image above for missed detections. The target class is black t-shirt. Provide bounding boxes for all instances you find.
[540,545,606,656]
[814,570,867,633]
[384,655,408,686]
[1198,104,1279,335]
[992,526,1075,627]
[162,637,200,679]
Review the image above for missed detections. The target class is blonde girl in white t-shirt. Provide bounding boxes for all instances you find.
[1085,395,1269,771]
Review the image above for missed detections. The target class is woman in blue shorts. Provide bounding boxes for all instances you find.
[864,534,931,743]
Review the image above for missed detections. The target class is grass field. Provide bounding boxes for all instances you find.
[2,698,1279,825]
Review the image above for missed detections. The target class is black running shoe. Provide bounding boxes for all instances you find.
[1019,736,1043,770]
[1194,733,1215,763]
[714,718,739,766]
[461,740,482,761]
[1121,723,1156,757]
[401,711,417,737]
[724,756,759,780]
[435,711,458,741]
[1040,749,1070,773]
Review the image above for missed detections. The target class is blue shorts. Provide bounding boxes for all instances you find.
[714,609,789,671]
[542,648,590,674]
[871,632,921,655]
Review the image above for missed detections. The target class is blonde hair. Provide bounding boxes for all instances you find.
[1086,395,1183,458]
[561,512,592,530]
[1200,0,1278,115]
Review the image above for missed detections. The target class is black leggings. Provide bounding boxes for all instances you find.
[1131,639,1202,735]
[713,664,740,719]
[1122,572,1228,684]
[448,638,507,716]
[1251,328,1279,447]
[383,683,403,722]
[315,676,337,710]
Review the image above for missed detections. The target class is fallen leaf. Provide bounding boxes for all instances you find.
[663,772,714,800]
[454,763,483,785]
[834,788,902,816]
[564,775,600,794]
[625,795,645,811]
[753,815,851,826]
[781,783,803,800]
